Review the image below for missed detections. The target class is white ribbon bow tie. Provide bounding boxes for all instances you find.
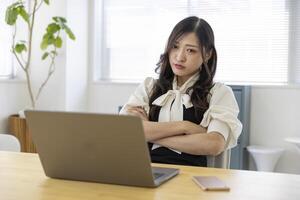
[152,90,193,122]
[151,90,193,154]
[150,73,199,154]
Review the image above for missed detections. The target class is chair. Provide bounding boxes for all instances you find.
[207,149,231,169]
[0,134,21,152]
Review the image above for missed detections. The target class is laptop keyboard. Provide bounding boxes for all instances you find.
[153,172,164,179]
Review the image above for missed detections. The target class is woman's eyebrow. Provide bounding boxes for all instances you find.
[185,44,199,48]
[174,41,199,48]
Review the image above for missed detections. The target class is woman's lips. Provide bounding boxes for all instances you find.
[174,63,185,70]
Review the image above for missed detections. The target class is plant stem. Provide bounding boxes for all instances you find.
[34,0,44,14]
[35,47,57,101]
[25,0,38,108]
[25,71,35,108]
[13,51,26,71]
[12,25,26,71]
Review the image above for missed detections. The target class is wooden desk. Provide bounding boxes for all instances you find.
[1,151,299,200]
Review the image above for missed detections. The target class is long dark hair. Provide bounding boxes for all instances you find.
[149,16,217,121]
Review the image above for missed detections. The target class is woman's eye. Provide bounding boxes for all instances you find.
[187,49,196,53]
[172,44,178,49]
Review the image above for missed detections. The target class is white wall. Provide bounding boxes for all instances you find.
[65,0,88,111]
[249,85,300,174]
[89,82,137,113]
[0,80,29,132]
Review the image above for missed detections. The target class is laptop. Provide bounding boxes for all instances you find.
[25,110,179,187]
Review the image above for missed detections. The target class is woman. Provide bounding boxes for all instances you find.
[120,16,242,166]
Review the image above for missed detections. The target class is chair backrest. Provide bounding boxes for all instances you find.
[0,134,21,152]
[207,149,231,169]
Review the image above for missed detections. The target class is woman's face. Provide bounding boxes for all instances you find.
[169,32,203,86]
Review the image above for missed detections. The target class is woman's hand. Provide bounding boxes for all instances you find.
[182,121,207,135]
[127,106,148,121]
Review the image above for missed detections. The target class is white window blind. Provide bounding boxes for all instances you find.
[189,0,289,84]
[289,0,300,84]
[101,0,188,80]
[98,0,297,84]
[0,0,13,78]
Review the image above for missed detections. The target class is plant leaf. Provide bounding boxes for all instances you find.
[5,2,22,25]
[5,2,30,25]
[41,33,55,49]
[46,23,60,34]
[59,17,67,23]
[51,16,75,40]
[15,43,27,53]
[63,24,76,40]
[42,32,51,40]
[54,36,62,48]
[48,35,56,45]
[5,7,18,25]
[7,1,22,9]
[40,38,48,50]
[52,16,59,23]
[53,16,66,23]
[43,0,50,5]
[51,50,58,56]
[42,52,49,60]
[18,6,30,23]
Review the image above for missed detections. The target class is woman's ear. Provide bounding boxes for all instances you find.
[202,48,212,62]
[205,50,212,61]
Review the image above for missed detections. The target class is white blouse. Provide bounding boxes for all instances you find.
[119,73,242,150]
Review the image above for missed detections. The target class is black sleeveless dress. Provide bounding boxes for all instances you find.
[148,105,207,167]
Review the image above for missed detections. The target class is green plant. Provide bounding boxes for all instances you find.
[5,0,75,108]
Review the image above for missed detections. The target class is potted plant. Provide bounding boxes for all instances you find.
[5,0,75,152]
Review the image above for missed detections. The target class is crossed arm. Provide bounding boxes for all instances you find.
[127,107,225,156]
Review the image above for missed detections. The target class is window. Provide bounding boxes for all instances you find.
[95,0,299,84]
[0,0,13,79]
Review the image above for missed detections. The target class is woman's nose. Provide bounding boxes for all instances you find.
[175,49,186,62]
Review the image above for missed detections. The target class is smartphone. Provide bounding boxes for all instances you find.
[192,176,230,191]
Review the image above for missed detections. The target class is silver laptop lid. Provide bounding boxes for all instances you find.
[25,110,160,187]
